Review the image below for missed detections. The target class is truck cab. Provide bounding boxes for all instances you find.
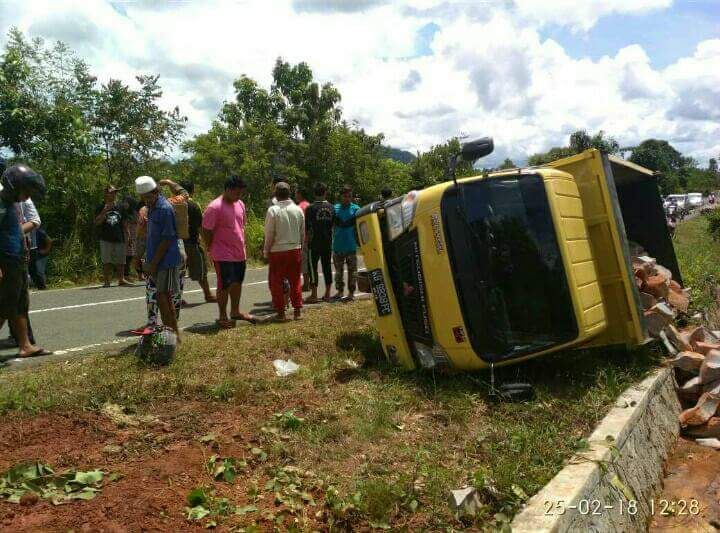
[356,148,679,370]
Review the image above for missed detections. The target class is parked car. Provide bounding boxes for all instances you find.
[666,194,688,210]
[687,192,704,208]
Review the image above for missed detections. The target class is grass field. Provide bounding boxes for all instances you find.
[673,213,720,327]
[0,297,661,530]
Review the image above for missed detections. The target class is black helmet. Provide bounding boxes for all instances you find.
[1,164,46,202]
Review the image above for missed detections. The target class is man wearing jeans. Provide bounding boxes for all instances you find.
[135,176,182,338]
[332,184,360,301]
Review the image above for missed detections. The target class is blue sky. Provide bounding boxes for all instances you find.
[0,0,717,165]
[544,0,719,68]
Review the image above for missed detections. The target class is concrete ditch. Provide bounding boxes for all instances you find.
[512,367,680,532]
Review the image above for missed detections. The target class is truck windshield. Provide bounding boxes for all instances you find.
[441,174,577,362]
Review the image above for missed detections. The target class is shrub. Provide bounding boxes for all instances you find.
[707,210,720,241]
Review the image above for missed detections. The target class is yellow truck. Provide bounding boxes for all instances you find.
[356,139,680,371]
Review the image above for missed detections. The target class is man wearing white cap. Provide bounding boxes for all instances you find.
[135,176,182,338]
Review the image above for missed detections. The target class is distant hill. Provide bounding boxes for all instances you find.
[381,146,416,164]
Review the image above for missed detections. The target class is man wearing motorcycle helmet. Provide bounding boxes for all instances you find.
[0,163,51,358]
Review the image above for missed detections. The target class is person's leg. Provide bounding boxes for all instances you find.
[173,270,184,319]
[102,263,112,286]
[321,249,332,300]
[307,248,319,302]
[269,253,286,318]
[154,269,179,337]
[12,315,39,356]
[346,253,358,299]
[35,254,48,290]
[228,281,241,318]
[156,292,178,334]
[28,250,43,289]
[198,251,215,301]
[214,262,230,324]
[124,256,132,279]
[333,253,345,297]
[116,263,128,284]
[288,249,303,318]
[146,275,159,326]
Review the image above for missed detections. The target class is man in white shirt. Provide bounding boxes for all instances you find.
[263,182,305,320]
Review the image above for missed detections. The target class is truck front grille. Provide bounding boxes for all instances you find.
[384,230,433,345]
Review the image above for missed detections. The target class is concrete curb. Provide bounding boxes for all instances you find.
[512,367,680,532]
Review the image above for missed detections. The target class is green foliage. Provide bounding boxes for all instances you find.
[528,129,619,166]
[706,210,720,241]
[496,158,516,170]
[0,461,104,505]
[628,138,699,194]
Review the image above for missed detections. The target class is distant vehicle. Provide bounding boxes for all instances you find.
[687,192,703,208]
[666,194,688,210]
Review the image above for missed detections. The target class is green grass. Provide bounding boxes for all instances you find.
[674,214,720,326]
[0,301,661,529]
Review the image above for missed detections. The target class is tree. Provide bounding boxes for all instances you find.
[185,58,412,209]
[93,75,186,184]
[709,158,718,175]
[409,138,473,188]
[497,158,516,170]
[629,139,692,194]
[529,130,619,166]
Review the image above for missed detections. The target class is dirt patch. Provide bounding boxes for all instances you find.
[650,437,720,532]
[0,403,294,532]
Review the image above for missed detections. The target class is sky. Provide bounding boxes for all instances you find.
[0,0,718,166]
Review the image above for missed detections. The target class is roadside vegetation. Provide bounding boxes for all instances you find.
[0,300,661,530]
[674,211,720,327]
[2,28,718,287]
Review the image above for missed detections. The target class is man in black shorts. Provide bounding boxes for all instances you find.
[180,180,216,303]
[0,164,51,358]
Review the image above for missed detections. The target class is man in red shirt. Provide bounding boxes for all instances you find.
[202,176,256,329]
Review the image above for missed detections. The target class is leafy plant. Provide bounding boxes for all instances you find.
[0,462,104,505]
[205,455,246,483]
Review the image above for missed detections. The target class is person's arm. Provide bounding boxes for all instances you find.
[94,205,110,225]
[201,204,216,255]
[263,209,275,259]
[202,227,214,253]
[21,200,40,234]
[158,179,189,199]
[299,210,305,245]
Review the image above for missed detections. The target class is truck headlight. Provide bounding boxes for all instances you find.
[413,341,450,369]
[385,190,420,241]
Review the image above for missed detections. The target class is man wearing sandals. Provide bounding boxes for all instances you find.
[202,176,256,329]
[94,184,132,288]
[0,164,52,358]
[135,176,182,339]
[264,182,305,321]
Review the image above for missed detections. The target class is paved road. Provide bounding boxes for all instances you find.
[0,264,365,371]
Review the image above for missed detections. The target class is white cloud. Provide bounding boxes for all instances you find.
[0,0,716,165]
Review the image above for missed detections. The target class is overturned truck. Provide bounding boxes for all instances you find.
[356,144,679,370]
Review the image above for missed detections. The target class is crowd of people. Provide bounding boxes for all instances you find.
[1,157,380,358]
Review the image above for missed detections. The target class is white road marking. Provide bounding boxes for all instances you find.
[30,280,268,314]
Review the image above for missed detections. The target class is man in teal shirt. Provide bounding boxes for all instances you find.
[332,184,360,301]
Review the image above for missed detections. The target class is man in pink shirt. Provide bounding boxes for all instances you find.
[202,176,256,329]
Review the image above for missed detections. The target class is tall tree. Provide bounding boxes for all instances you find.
[93,75,186,184]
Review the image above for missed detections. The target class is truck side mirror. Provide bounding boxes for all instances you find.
[460,137,494,163]
[447,136,494,184]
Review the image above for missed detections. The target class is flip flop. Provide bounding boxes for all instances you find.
[19,348,53,358]
[304,297,320,304]
[118,281,134,287]
[215,319,236,329]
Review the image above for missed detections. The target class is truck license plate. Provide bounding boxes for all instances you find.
[369,269,392,316]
